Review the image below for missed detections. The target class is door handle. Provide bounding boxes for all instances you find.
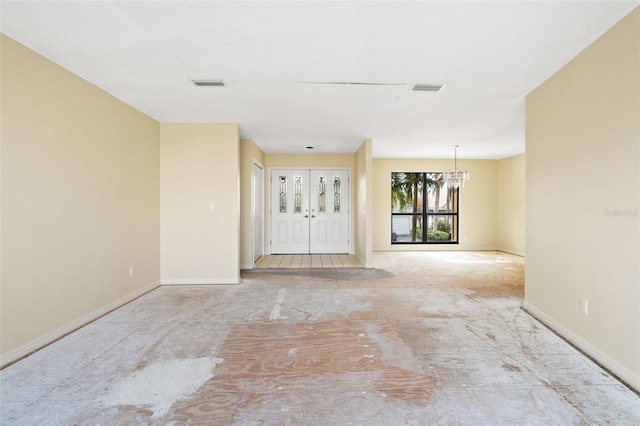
[303,215,309,218]
[311,215,316,218]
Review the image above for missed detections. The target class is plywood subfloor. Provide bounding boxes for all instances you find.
[2,252,639,425]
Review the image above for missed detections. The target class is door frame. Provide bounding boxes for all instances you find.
[252,160,265,264]
[268,167,352,255]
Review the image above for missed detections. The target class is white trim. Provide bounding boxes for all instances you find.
[352,254,374,269]
[373,245,504,252]
[240,264,253,270]
[372,246,524,256]
[161,278,240,285]
[0,280,161,368]
[496,247,525,257]
[252,159,265,267]
[522,301,640,392]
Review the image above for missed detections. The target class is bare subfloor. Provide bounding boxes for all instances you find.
[2,252,639,424]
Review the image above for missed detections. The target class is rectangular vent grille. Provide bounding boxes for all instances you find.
[192,79,226,87]
[410,83,445,92]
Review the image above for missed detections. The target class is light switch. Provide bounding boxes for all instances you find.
[210,202,215,211]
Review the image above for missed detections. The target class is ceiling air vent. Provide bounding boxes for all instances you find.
[191,79,227,87]
[410,83,446,92]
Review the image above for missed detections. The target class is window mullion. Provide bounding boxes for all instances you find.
[421,173,427,242]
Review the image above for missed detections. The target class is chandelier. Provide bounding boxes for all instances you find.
[443,145,470,189]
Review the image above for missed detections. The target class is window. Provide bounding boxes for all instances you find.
[391,172,459,244]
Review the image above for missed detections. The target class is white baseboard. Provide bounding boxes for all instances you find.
[522,301,639,392]
[496,247,525,257]
[161,277,241,285]
[1,280,161,368]
[373,246,501,252]
[240,264,253,270]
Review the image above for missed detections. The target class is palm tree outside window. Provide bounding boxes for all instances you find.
[391,172,459,244]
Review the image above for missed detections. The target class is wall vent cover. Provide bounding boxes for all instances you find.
[191,79,227,87]
[410,83,445,92]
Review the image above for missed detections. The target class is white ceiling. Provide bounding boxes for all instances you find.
[1,1,638,159]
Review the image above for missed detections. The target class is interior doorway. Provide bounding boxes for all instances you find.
[270,168,349,254]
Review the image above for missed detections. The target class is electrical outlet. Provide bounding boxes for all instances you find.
[129,266,135,277]
[580,298,589,315]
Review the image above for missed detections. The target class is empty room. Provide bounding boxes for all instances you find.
[1,1,639,424]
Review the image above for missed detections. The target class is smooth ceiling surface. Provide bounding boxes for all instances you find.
[1,1,638,159]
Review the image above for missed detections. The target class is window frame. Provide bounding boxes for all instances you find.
[391,172,460,245]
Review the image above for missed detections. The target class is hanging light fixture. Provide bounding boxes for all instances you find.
[443,145,470,189]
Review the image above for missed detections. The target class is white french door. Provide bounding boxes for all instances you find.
[309,169,349,253]
[271,169,310,254]
[270,168,349,254]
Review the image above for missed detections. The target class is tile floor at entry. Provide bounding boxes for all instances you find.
[2,251,639,425]
[254,254,364,268]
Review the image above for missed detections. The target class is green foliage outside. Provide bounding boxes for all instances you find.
[435,220,451,234]
[416,228,451,241]
[427,230,451,241]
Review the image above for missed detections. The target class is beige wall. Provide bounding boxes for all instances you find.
[354,140,373,267]
[1,35,160,363]
[266,153,354,169]
[372,158,498,251]
[160,123,240,284]
[264,154,355,254]
[497,154,525,255]
[525,7,639,390]
[239,139,265,268]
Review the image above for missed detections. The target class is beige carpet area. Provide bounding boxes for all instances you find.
[1,251,639,425]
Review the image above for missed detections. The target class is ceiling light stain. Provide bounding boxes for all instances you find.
[295,81,405,86]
